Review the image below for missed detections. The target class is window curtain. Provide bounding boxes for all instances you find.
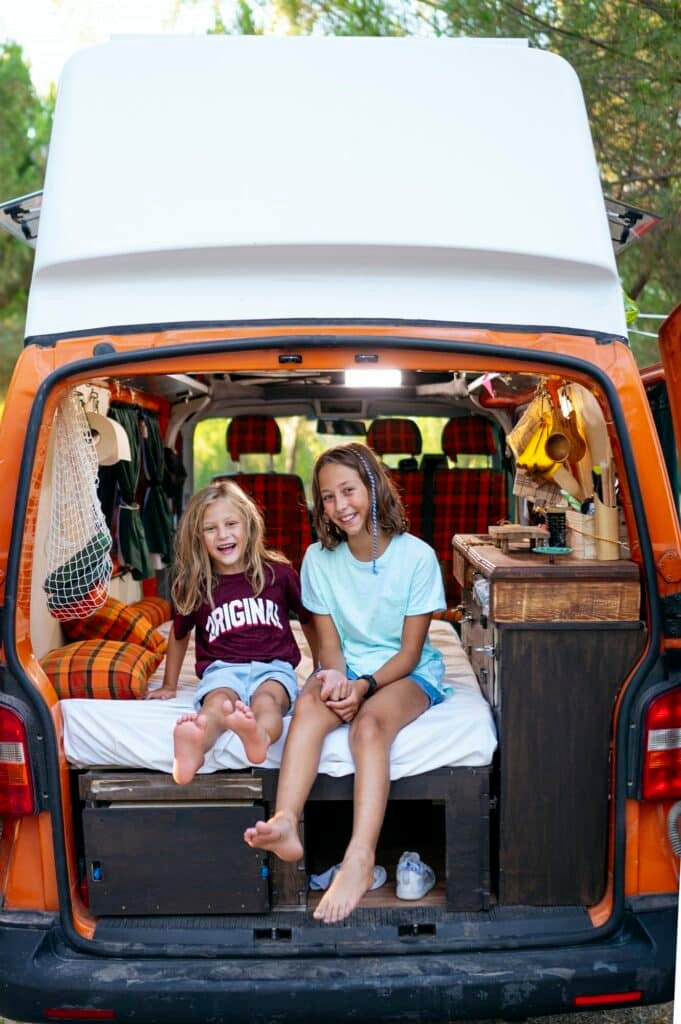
[141,410,175,565]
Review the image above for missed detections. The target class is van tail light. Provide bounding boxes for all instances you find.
[643,687,681,799]
[0,705,36,815]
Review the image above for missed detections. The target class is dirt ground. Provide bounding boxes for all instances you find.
[481,1008,673,1024]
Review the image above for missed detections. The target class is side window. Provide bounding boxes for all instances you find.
[646,377,680,519]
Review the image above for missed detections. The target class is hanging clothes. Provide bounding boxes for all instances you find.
[163,446,188,521]
[109,403,152,581]
[141,409,175,565]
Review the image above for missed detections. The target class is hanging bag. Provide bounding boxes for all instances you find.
[43,390,113,620]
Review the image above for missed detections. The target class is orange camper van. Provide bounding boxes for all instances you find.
[0,35,677,1024]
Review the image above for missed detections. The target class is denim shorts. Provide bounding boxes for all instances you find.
[346,667,445,709]
[194,659,298,713]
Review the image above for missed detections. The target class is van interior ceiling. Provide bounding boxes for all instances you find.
[19,354,646,936]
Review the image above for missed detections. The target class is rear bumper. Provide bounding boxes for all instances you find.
[0,904,676,1024]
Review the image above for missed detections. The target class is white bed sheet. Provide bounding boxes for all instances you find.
[60,621,497,778]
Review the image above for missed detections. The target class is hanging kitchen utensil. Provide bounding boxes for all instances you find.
[545,380,587,464]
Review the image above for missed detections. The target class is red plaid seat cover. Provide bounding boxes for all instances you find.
[367,418,424,536]
[432,469,507,604]
[231,474,312,573]
[220,415,311,572]
[366,419,422,456]
[441,416,497,459]
[226,415,282,461]
[433,417,507,604]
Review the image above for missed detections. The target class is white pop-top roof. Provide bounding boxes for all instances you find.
[27,36,626,340]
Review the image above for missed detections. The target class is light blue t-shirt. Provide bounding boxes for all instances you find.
[301,533,446,692]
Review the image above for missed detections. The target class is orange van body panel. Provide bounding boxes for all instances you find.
[625,800,680,896]
[1,324,679,919]
[4,813,58,910]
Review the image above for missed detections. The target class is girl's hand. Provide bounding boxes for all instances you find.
[146,685,178,701]
[326,680,365,722]
[316,668,351,702]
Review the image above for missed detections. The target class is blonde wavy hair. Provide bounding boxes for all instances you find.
[311,443,407,550]
[171,480,288,614]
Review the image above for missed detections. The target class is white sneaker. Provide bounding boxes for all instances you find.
[395,851,436,900]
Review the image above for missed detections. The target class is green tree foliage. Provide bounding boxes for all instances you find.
[0,42,53,391]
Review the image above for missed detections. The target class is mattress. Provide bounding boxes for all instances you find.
[61,621,497,778]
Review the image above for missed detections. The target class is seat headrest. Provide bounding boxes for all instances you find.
[226,415,282,461]
[441,417,496,460]
[366,418,422,456]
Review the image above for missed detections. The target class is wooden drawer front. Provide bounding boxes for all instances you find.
[492,578,640,622]
[84,803,269,915]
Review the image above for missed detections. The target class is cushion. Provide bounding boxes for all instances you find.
[128,596,173,629]
[62,597,167,654]
[40,640,163,700]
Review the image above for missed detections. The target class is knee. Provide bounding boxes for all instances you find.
[349,711,386,749]
[293,684,324,718]
[251,689,282,714]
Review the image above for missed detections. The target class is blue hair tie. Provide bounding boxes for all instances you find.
[356,452,378,574]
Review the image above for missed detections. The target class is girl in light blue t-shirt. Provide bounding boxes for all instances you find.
[245,442,446,925]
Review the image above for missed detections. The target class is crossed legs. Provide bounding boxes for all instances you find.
[173,679,289,784]
[244,676,429,922]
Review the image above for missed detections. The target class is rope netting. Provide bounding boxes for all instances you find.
[43,390,113,620]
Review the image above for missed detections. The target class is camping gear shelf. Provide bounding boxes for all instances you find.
[453,534,645,906]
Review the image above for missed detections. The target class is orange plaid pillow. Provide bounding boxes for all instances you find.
[40,640,163,699]
[62,597,167,654]
[128,596,172,628]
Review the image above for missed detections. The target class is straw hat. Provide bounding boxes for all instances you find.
[86,413,131,466]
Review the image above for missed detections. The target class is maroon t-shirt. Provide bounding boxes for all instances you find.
[173,562,311,678]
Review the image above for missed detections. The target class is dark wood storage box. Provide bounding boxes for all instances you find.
[80,765,491,915]
[82,801,269,916]
[80,773,271,916]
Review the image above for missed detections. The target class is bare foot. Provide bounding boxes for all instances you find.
[225,699,270,764]
[243,812,303,862]
[172,714,209,785]
[313,850,374,924]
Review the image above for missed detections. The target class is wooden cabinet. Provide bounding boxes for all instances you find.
[453,535,645,907]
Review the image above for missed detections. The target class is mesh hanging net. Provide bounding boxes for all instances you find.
[43,390,113,620]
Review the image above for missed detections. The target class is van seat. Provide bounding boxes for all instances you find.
[215,415,312,572]
[432,417,507,605]
[366,418,423,536]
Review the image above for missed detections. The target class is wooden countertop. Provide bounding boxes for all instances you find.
[452,534,639,582]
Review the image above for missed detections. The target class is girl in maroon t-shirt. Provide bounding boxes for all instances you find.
[147,481,315,784]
